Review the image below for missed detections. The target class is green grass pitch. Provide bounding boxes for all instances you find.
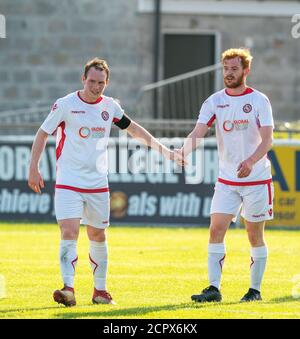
[0,223,299,319]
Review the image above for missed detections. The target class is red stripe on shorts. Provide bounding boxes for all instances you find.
[267,182,272,205]
[55,185,109,193]
[218,178,272,186]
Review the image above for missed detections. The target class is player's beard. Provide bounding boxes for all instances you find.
[224,73,244,88]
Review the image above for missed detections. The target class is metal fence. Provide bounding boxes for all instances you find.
[0,105,50,136]
[0,61,299,138]
[136,63,223,120]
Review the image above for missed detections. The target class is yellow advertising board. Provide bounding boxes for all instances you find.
[268,143,300,227]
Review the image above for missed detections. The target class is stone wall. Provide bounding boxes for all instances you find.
[0,0,153,114]
[0,0,299,121]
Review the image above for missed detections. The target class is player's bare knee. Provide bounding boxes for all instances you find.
[61,229,79,240]
[247,230,264,247]
[58,219,80,240]
[249,237,265,247]
[209,225,226,242]
[59,225,79,240]
[93,232,106,242]
[87,227,106,242]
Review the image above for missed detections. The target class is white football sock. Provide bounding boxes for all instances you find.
[208,243,226,290]
[89,241,108,291]
[59,240,78,289]
[250,245,268,292]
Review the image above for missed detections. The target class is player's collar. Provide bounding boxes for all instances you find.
[225,87,253,97]
[77,91,103,104]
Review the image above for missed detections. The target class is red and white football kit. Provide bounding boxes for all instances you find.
[41,91,129,228]
[198,87,274,222]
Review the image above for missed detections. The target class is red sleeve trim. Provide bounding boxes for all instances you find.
[55,122,66,160]
[207,114,216,127]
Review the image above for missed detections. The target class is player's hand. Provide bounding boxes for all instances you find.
[28,167,44,194]
[237,158,254,178]
[173,148,188,167]
[165,149,186,167]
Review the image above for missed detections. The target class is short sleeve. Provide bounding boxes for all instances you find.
[197,99,216,127]
[40,99,65,135]
[112,99,125,123]
[256,95,274,128]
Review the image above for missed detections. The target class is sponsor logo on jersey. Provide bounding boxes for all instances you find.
[223,119,249,132]
[101,111,109,121]
[79,127,91,138]
[217,104,230,108]
[243,104,252,113]
[91,127,106,138]
[79,126,106,139]
[223,120,234,132]
[71,110,86,114]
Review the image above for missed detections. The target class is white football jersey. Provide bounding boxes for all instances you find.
[198,87,274,184]
[41,91,124,191]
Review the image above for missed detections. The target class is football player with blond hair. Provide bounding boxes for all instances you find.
[177,48,274,302]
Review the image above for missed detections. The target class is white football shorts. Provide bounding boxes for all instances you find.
[211,181,274,222]
[55,188,110,229]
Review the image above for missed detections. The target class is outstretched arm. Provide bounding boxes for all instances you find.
[28,128,49,193]
[177,123,209,157]
[125,120,185,165]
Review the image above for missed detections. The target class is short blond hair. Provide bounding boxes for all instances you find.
[222,48,253,69]
[84,58,110,80]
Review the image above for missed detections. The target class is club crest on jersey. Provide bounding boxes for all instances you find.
[79,127,91,138]
[243,104,252,113]
[101,111,109,121]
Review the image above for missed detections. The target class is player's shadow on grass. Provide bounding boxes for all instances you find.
[55,303,190,319]
[55,301,241,319]
[267,295,300,303]
[0,305,67,315]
